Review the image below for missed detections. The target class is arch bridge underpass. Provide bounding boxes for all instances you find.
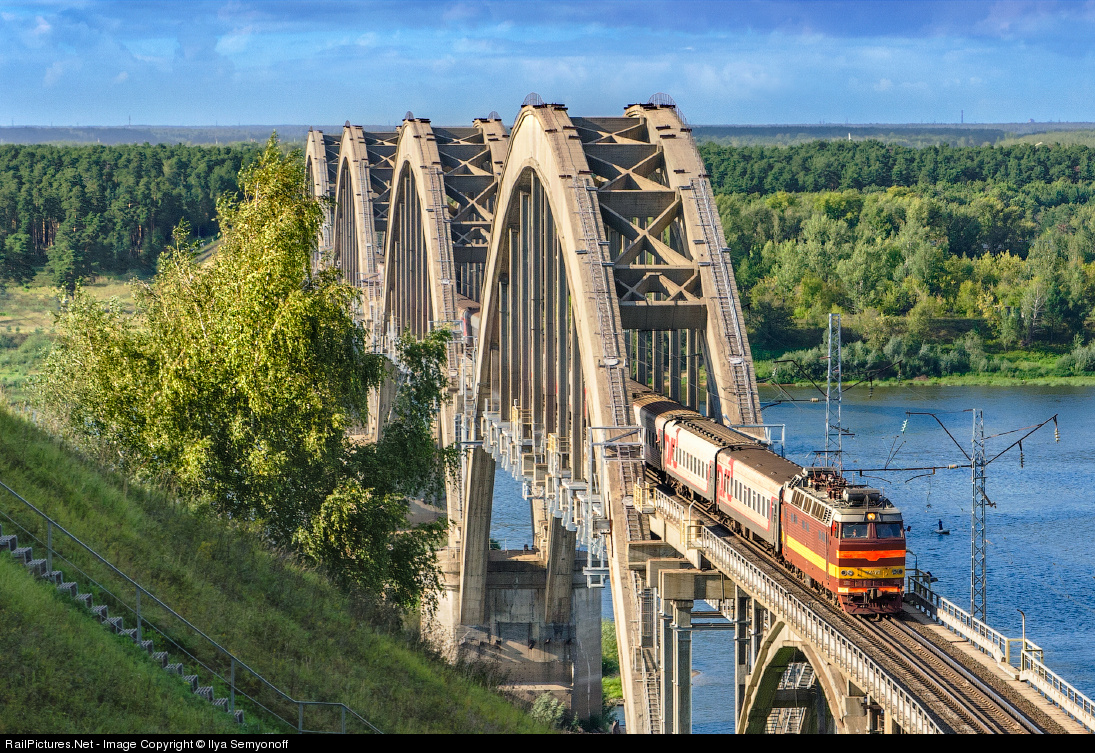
[306,96,1095,734]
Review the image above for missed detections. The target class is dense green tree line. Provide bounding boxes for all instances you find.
[700,140,1095,195]
[702,140,1095,377]
[718,185,1095,351]
[0,143,258,288]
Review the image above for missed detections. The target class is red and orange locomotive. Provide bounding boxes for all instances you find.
[631,383,905,615]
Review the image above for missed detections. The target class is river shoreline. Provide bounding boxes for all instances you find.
[763,375,1095,388]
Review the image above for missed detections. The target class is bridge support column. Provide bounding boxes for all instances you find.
[671,600,693,734]
[735,584,751,728]
[655,568,734,734]
[459,447,495,626]
[649,557,690,732]
[843,680,870,734]
[544,517,575,623]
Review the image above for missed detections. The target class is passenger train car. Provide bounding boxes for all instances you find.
[630,382,905,615]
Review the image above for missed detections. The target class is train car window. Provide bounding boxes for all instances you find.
[841,523,869,539]
[874,522,904,539]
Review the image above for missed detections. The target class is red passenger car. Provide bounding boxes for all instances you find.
[631,381,906,616]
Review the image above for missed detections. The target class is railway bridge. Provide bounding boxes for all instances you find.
[306,96,1095,733]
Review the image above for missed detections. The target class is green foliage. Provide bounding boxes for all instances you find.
[0,143,257,286]
[530,693,567,729]
[601,619,620,676]
[0,406,549,733]
[1058,340,1095,374]
[700,139,1095,194]
[707,155,1095,362]
[39,138,448,611]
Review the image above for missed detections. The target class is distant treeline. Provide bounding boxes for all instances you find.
[701,140,1095,371]
[693,126,1009,149]
[700,140,1095,195]
[0,143,259,288]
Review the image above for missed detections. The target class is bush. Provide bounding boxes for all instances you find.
[530,693,567,729]
[1059,341,1095,374]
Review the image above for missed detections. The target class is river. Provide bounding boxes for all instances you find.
[489,384,1095,732]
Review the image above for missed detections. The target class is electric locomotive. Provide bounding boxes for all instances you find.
[630,382,906,615]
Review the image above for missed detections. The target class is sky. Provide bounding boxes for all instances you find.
[1,0,1095,127]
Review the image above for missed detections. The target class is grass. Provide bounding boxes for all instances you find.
[0,553,246,733]
[0,277,138,402]
[601,620,622,705]
[0,405,549,734]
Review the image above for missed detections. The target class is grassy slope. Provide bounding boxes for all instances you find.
[0,277,136,402]
[0,407,548,734]
[600,621,622,704]
[0,554,244,733]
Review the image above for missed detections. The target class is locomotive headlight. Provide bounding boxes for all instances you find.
[867,512,877,521]
[841,569,853,577]
[893,568,904,576]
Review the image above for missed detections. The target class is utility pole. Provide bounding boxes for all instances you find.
[875,409,1058,625]
[824,313,843,469]
[971,409,988,621]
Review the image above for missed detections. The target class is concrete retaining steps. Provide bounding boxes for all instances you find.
[0,525,245,726]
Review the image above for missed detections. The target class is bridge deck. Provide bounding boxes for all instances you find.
[644,486,1089,733]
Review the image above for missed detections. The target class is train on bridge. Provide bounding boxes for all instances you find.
[630,381,906,615]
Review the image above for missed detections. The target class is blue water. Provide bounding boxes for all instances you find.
[488,385,1095,733]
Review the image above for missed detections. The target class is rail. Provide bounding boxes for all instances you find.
[651,489,943,733]
[908,570,1095,732]
[0,479,381,734]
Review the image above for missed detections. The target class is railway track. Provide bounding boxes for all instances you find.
[673,488,1046,733]
[858,615,1040,733]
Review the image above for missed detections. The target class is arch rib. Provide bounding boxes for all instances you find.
[305,129,339,264]
[457,102,639,724]
[622,103,762,426]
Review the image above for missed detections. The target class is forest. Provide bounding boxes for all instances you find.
[702,140,1095,381]
[0,143,258,289]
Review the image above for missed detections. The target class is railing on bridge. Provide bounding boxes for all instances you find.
[650,488,943,734]
[907,571,1095,733]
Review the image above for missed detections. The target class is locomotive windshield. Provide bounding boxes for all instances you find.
[841,523,869,539]
[874,522,904,539]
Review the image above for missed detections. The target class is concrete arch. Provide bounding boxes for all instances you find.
[381,117,460,349]
[305,129,337,263]
[619,104,761,427]
[738,619,849,734]
[332,124,384,328]
[458,102,635,625]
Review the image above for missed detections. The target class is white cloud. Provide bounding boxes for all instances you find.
[31,15,50,38]
[874,78,893,92]
[114,71,129,84]
[215,26,253,56]
[43,61,64,86]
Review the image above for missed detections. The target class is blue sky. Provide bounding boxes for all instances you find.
[1,0,1094,126]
